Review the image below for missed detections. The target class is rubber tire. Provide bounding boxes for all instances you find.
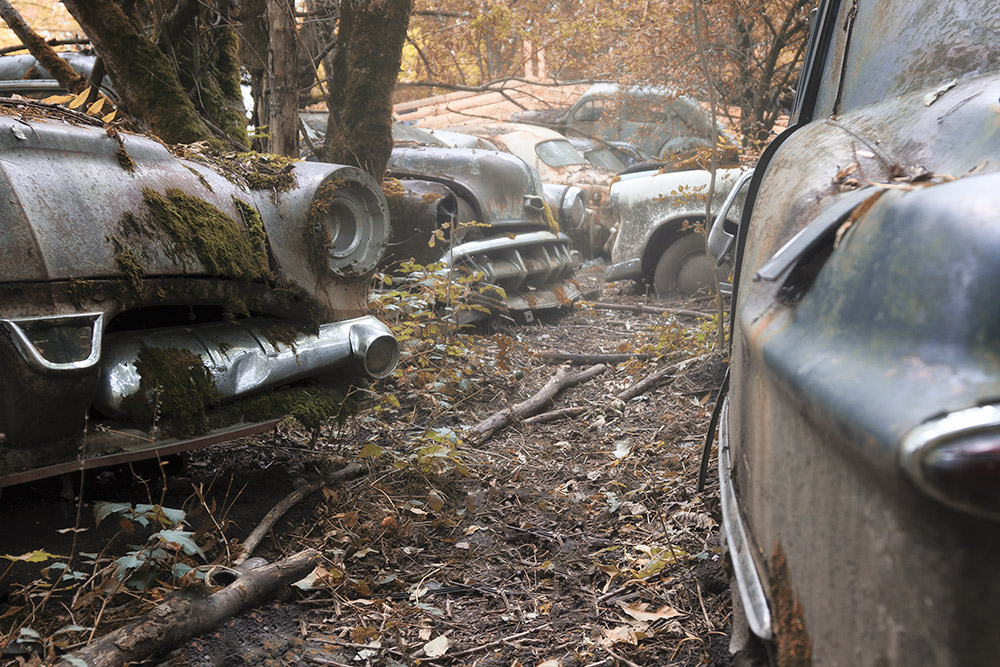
[652,233,716,297]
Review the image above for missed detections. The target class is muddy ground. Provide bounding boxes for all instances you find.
[0,271,732,666]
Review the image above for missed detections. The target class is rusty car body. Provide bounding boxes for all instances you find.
[0,101,397,487]
[716,0,1000,664]
[441,122,617,258]
[514,83,739,162]
[605,166,747,295]
[385,144,581,322]
[300,113,582,322]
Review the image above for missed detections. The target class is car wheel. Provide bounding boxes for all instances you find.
[652,233,715,296]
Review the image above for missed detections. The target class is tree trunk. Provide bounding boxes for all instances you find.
[61,0,214,145]
[0,0,88,94]
[324,0,413,180]
[266,0,299,155]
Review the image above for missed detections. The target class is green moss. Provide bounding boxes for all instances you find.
[303,179,342,280]
[115,146,136,174]
[112,237,147,301]
[209,385,356,432]
[121,346,221,436]
[215,152,297,191]
[233,198,268,259]
[184,165,215,192]
[67,279,97,309]
[142,188,271,282]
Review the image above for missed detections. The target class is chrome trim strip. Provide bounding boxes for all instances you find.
[2,312,103,372]
[719,397,773,640]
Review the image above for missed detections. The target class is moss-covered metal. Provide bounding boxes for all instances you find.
[119,346,221,436]
[142,187,272,282]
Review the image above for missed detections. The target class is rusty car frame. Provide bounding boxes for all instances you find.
[0,97,397,487]
[714,0,1000,664]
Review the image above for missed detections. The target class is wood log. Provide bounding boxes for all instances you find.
[539,351,653,365]
[67,549,320,667]
[468,364,606,441]
[235,462,365,565]
[588,301,713,319]
[616,354,710,402]
[523,406,587,425]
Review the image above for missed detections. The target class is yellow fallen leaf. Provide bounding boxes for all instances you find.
[427,489,445,512]
[68,87,92,109]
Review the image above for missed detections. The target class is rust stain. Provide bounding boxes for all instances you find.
[770,542,812,667]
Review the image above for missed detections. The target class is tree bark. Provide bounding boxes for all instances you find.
[0,0,88,94]
[469,364,606,441]
[68,549,320,667]
[266,0,299,155]
[61,0,213,145]
[324,0,414,180]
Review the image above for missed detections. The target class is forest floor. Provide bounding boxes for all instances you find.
[0,267,733,667]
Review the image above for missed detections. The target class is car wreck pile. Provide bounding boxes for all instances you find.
[0,101,398,486]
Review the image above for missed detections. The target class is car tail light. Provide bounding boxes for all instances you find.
[901,405,1000,520]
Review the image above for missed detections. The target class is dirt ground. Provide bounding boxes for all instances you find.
[0,269,733,667]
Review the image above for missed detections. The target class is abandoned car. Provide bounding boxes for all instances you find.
[717,0,1000,664]
[0,102,397,487]
[514,83,739,163]
[606,166,747,296]
[300,113,582,323]
[443,122,617,258]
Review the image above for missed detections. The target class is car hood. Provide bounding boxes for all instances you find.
[387,145,549,229]
[0,114,264,284]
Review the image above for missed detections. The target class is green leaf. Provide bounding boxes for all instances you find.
[94,501,131,525]
[62,655,89,667]
[114,553,146,580]
[155,530,206,558]
[19,628,41,639]
[53,625,90,636]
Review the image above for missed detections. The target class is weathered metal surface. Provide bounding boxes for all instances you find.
[0,108,395,485]
[94,315,397,418]
[388,145,547,230]
[607,167,747,282]
[724,0,1000,663]
[515,83,739,160]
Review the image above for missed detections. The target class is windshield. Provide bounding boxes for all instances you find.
[583,147,626,171]
[535,139,587,168]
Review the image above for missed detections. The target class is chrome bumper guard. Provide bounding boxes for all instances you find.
[1,312,103,372]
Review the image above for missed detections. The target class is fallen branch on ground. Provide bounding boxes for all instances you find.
[67,549,320,667]
[523,406,587,424]
[235,462,365,565]
[616,354,711,402]
[468,364,606,442]
[539,351,653,365]
[588,301,713,319]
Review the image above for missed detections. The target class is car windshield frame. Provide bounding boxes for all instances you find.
[534,139,587,168]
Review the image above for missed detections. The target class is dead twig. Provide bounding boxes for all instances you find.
[468,364,606,442]
[539,351,653,365]
[234,462,365,565]
[616,354,710,402]
[445,622,553,659]
[523,406,588,425]
[588,301,713,319]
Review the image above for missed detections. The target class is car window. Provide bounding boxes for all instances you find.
[583,147,625,171]
[535,139,587,167]
[573,99,605,123]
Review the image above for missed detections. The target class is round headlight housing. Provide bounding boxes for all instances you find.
[308,171,389,277]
